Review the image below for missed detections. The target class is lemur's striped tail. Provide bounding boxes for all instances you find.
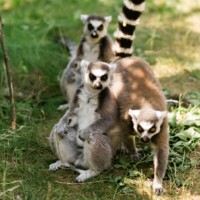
[114,0,146,58]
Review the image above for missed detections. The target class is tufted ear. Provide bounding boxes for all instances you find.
[80,14,89,23]
[80,59,90,71]
[156,110,167,120]
[128,109,140,123]
[108,63,117,74]
[105,16,112,23]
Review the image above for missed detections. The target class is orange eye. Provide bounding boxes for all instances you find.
[149,126,156,133]
[137,125,144,133]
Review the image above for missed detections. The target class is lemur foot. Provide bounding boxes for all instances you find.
[130,152,141,161]
[75,169,98,183]
[49,160,70,171]
[152,180,163,195]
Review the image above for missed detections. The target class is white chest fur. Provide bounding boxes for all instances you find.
[83,42,100,62]
[77,90,100,131]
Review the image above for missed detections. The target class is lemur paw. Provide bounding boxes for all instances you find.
[119,147,128,154]
[57,104,69,111]
[49,161,71,171]
[49,162,60,171]
[75,169,98,183]
[130,152,141,161]
[76,175,85,183]
[75,170,87,183]
[152,181,163,195]
[79,128,92,140]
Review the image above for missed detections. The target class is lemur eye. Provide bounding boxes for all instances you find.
[88,23,93,31]
[149,125,156,133]
[101,74,108,81]
[137,125,144,133]
[89,73,96,81]
[98,24,103,31]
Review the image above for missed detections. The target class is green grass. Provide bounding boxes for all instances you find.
[0,0,200,199]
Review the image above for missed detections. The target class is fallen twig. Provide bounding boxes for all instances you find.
[0,16,16,130]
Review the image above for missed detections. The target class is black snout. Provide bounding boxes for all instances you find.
[91,32,98,38]
[94,84,103,90]
[141,136,150,143]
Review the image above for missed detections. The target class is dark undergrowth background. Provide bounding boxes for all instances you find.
[0,0,200,199]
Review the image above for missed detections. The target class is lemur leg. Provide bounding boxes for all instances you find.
[123,135,140,160]
[74,169,99,183]
[49,160,71,171]
[152,147,169,195]
[74,154,85,168]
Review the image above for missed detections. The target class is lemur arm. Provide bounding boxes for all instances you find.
[80,89,118,138]
[80,116,115,139]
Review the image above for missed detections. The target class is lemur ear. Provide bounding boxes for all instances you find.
[108,63,117,73]
[105,16,112,23]
[80,60,90,71]
[80,14,88,23]
[156,111,167,120]
[128,109,140,120]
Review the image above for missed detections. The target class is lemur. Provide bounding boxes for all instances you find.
[49,60,122,181]
[68,60,121,155]
[49,117,112,182]
[59,14,115,109]
[75,132,113,182]
[110,57,169,195]
[60,58,82,107]
[109,0,169,195]
[77,14,114,62]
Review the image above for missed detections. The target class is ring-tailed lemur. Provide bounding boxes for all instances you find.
[49,60,122,181]
[78,14,114,62]
[68,60,122,155]
[109,57,169,195]
[59,14,115,109]
[111,0,168,195]
[49,118,112,182]
[74,132,113,182]
[60,57,82,107]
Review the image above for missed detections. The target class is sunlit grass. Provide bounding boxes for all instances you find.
[0,0,200,199]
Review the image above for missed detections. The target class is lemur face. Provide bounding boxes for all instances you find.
[81,60,116,91]
[86,20,104,39]
[88,68,109,90]
[81,15,112,41]
[128,108,167,143]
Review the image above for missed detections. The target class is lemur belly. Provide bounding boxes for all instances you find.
[83,42,100,62]
[77,92,99,131]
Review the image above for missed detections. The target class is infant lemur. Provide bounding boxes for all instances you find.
[49,120,112,182]
[60,14,114,107]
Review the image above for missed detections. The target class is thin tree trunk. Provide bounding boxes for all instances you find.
[0,16,16,130]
